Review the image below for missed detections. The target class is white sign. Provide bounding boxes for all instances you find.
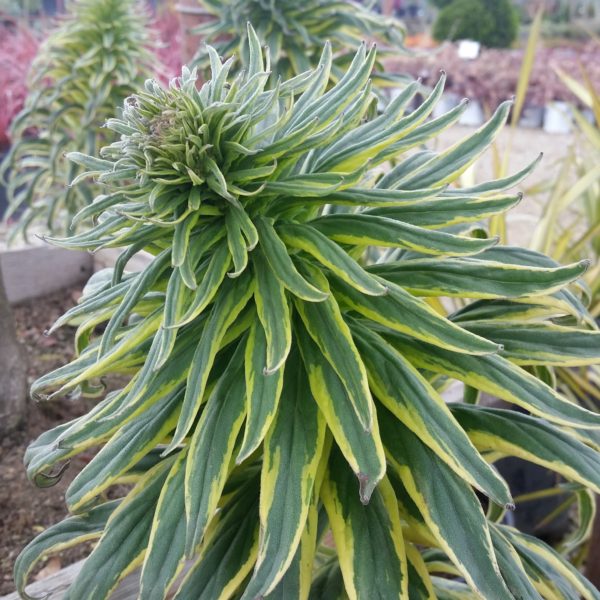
[457,39,481,60]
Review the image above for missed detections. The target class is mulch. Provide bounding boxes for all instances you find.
[0,286,95,594]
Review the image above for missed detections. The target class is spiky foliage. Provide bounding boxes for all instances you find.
[530,67,600,468]
[16,31,600,600]
[192,0,406,83]
[0,0,153,239]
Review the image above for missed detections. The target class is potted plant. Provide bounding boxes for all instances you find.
[0,19,39,221]
[0,0,153,240]
[188,0,407,85]
[13,30,600,599]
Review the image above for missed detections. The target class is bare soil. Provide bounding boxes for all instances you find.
[0,286,93,594]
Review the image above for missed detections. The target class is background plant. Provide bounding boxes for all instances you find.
[191,0,407,85]
[443,13,600,571]
[0,21,39,153]
[529,67,600,419]
[13,29,600,600]
[433,0,520,48]
[0,0,153,239]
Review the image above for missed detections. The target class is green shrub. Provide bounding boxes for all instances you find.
[433,0,519,48]
[0,0,153,238]
[428,0,454,8]
[13,29,600,600]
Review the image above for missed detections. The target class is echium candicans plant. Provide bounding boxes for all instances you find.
[15,28,600,599]
[192,0,407,84]
[0,0,153,239]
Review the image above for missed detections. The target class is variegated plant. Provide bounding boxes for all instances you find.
[192,0,407,84]
[15,29,600,600]
[0,0,152,239]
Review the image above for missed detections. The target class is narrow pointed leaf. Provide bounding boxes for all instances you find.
[381,418,512,600]
[139,452,188,599]
[253,250,292,373]
[241,348,326,599]
[255,217,328,302]
[352,323,512,507]
[185,342,247,553]
[296,323,386,503]
[332,278,500,356]
[172,274,253,452]
[452,404,600,493]
[309,214,499,256]
[67,461,170,599]
[294,275,374,431]
[390,334,600,430]
[321,448,408,600]
[278,222,387,296]
[237,323,284,464]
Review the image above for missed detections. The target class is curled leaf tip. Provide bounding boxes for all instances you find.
[263,364,281,376]
[357,472,375,505]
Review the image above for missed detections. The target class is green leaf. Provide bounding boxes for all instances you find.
[174,479,260,600]
[352,323,512,508]
[265,502,319,600]
[226,208,249,277]
[398,100,512,189]
[321,448,408,600]
[369,256,588,299]
[237,322,284,463]
[309,214,499,256]
[253,250,292,373]
[65,390,180,511]
[308,558,347,600]
[452,404,600,493]
[332,278,500,355]
[489,527,544,600]
[462,321,600,366]
[15,500,120,600]
[255,217,329,302]
[365,194,521,229]
[175,241,231,327]
[66,460,171,599]
[382,419,512,600]
[172,273,254,452]
[390,334,600,430]
[241,347,326,598]
[184,342,247,553]
[296,322,386,503]
[278,222,387,296]
[294,273,374,431]
[503,528,600,600]
[139,452,188,599]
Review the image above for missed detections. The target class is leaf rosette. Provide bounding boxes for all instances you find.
[16,28,600,600]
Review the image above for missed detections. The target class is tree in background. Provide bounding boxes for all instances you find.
[428,0,454,7]
[433,0,519,48]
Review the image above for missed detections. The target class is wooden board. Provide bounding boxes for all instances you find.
[0,561,140,600]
